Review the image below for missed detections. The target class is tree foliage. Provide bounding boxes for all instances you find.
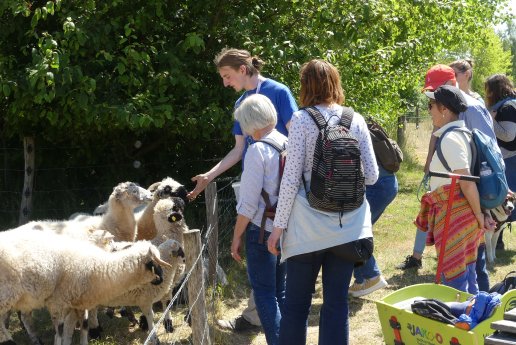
[0,0,508,142]
[470,28,512,97]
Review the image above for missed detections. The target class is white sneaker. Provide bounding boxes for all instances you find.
[349,276,388,297]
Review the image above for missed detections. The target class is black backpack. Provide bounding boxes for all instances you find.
[367,120,403,173]
[256,137,287,244]
[303,106,365,214]
[489,271,516,295]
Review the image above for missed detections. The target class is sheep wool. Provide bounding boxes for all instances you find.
[0,230,169,345]
[88,239,185,344]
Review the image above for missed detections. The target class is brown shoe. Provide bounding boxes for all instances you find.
[217,315,260,332]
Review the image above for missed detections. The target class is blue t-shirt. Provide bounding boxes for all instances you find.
[231,78,298,164]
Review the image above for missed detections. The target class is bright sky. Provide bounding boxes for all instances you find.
[510,0,516,16]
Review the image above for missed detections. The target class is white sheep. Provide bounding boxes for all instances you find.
[151,197,189,333]
[136,177,188,241]
[106,197,189,335]
[87,239,184,344]
[1,227,115,345]
[96,181,153,241]
[16,181,152,242]
[0,230,171,345]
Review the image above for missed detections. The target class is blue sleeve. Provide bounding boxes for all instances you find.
[463,106,496,141]
[232,121,243,136]
[277,87,298,132]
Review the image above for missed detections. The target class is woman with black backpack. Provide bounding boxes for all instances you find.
[267,59,378,345]
[485,74,516,247]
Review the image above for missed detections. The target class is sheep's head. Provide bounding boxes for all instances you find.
[158,239,185,263]
[87,229,115,250]
[153,197,185,226]
[113,181,153,208]
[150,177,189,205]
[145,244,173,285]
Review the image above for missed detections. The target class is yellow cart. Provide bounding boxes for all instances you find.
[376,283,516,345]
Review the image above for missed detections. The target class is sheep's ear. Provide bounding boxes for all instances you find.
[149,247,173,268]
[148,182,161,193]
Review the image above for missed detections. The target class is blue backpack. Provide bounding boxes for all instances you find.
[436,126,508,210]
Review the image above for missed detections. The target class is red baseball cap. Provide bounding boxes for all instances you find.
[423,64,456,91]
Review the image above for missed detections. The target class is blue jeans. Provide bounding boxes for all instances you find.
[279,249,354,345]
[354,172,398,283]
[441,262,478,294]
[476,244,489,292]
[246,224,286,345]
[415,227,489,291]
[505,155,516,221]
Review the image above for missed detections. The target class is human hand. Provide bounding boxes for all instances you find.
[475,212,485,231]
[267,227,283,256]
[231,236,242,262]
[187,173,211,201]
[484,213,496,232]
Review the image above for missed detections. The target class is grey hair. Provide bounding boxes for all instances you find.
[234,94,277,135]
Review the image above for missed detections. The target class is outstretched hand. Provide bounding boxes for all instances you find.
[187,173,211,201]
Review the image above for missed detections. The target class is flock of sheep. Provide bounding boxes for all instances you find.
[0,177,191,345]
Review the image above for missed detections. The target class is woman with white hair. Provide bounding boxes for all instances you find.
[231,93,287,345]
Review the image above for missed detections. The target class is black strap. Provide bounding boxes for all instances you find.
[436,126,477,174]
[339,107,354,129]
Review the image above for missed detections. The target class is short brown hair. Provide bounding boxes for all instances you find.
[213,48,264,76]
[299,59,344,107]
[484,74,516,107]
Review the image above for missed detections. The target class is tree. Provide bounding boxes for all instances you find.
[0,0,509,225]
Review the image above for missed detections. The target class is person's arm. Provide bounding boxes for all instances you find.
[493,120,516,143]
[188,134,245,200]
[231,214,251,262]
[232,144,266,260]
[424,127,438,174]
[455,168,484,230]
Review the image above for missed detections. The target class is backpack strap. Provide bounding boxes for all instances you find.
[339,107,354,130]
[257,137,286,154]
[436,126,476,174]
[302,106,327,130]
[256,138,286,244]
[302,106,355,130]
[259,190,276,244]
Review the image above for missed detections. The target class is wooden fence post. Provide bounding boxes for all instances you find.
[19,136,35,226]
[184,229,211,345]
[205,182,219,287]
[397,115,406,148]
